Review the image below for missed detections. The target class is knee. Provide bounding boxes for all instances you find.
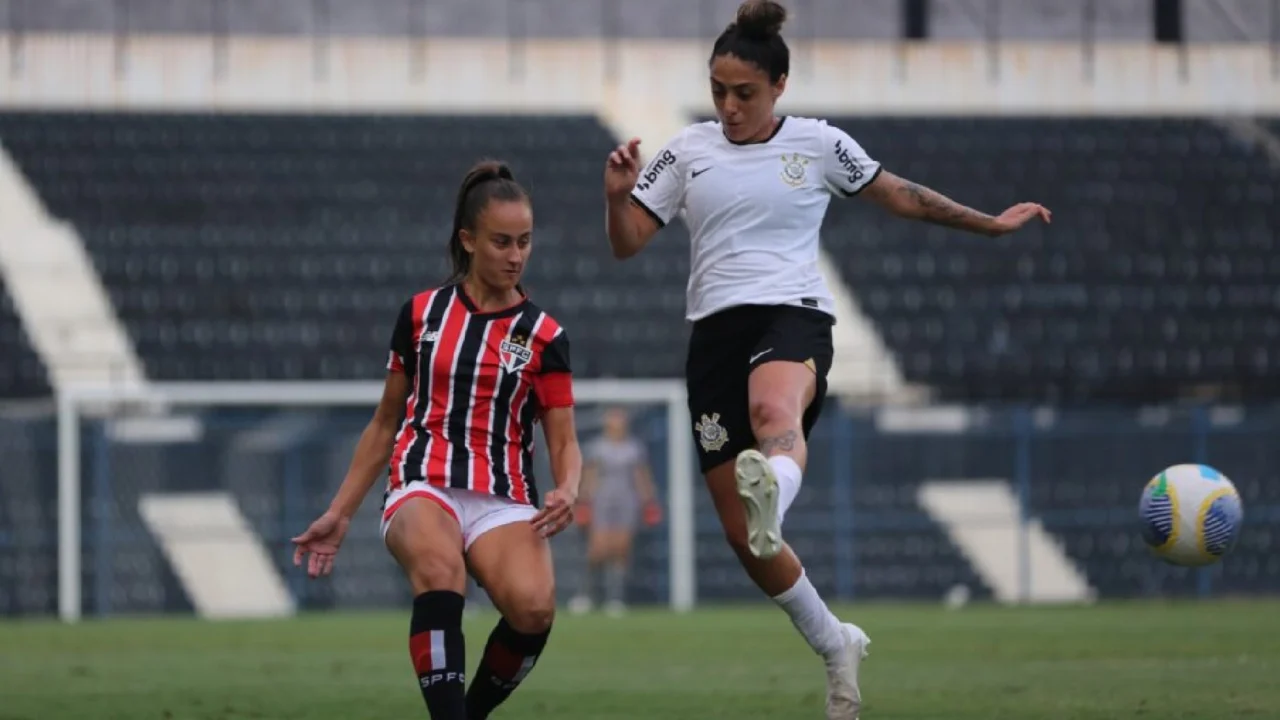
[748,395,795,431]
[504,588,556,634]
[405,553,467,595]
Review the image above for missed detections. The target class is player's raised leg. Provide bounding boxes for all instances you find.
[464,518,556,720]
[384,495,470,720]
[738,359,817,557]
[742,359,869,718]
[709,455,869,719]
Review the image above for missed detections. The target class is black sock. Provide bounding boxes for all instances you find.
[465,618,551,719]
[409,591,468,719]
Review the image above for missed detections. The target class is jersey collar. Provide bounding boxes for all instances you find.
[454,283,528,319]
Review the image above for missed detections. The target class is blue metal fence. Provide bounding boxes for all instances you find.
[1,402,1278,618]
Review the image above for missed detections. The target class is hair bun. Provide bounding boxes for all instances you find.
[462,159,516,192]
[734,0,787,40]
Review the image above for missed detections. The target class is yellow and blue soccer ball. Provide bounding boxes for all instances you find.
[1139,464,1244,567]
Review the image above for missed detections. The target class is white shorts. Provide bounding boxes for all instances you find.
[380,483,538,551]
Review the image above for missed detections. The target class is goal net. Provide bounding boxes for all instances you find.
[54,380,693,622]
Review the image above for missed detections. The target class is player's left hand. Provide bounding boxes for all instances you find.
[990,202,1052,235]
[532,486,577,539]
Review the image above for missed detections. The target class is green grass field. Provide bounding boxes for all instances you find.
[1,600,1277,719]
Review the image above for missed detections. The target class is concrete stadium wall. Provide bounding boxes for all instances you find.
[0,0,1274,42]
[0,36,1277,115]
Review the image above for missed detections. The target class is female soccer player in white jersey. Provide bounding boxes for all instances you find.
[292,161,581,720]
[603,2,1050,717]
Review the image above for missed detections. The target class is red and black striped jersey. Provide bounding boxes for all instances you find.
[384,284,574,506]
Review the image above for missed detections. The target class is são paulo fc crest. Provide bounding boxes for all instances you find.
[499,334,533,374]
[696,413,729,453]
[779,153,809,187]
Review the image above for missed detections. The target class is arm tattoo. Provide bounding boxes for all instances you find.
[895,179,996,235]
[758,430,798,456]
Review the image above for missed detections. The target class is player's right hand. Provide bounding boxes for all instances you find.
[291,510,350,579]
[604,137,642,201]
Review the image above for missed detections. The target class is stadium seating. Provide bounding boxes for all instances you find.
[692,412,995,602]
[1028,406,1280,597]
[0,278,49,398]
[4,111,1279,614]
[817,116,1280,403]
[6,112,1279,400]
[0,412,56,615]
[0,112,692,382]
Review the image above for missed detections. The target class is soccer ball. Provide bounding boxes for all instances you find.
[1138,464,1244,567]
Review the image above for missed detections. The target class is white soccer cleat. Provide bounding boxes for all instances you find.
[734,449,782,559]
[825,623,870,720]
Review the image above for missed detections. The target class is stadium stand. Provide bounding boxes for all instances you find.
[843,426,997,601]
[0,276,49,398]
[0,110,693,614]
[6,111,1279,400]
[0,411,56,615]
[817,116,1280,404]
[690,414,995,603]
[3,108,1278,613]
[0,111,691,382]
[42,0,1280,42]
[1027,405,1280,597]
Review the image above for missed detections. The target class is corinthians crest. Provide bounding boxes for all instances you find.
[695,413,729,452]
[779,152,809,187]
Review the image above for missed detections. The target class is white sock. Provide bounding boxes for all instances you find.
[768,455,802,526]
[771,569,846,661]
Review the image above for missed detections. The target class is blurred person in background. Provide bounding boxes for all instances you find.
[568,406,661,616]
[291,160,581,720]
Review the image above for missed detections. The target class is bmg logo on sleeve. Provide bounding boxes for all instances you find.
[832,139,864,186]
[636,149,678,192]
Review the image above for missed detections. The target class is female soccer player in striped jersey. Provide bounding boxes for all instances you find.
[292,161,581,720]
[603,2,1051,717]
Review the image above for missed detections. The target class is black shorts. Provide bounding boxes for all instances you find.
[685,304,835,473]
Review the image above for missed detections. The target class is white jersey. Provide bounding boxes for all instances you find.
[631,116,881,322]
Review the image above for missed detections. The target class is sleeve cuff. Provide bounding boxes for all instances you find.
[841,165,884,198]
[629,193,667,228]
[535,371,575,409]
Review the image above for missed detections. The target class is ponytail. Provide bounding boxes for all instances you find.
[447,160,528,285]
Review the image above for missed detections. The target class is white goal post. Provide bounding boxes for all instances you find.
[56,379,695,622]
